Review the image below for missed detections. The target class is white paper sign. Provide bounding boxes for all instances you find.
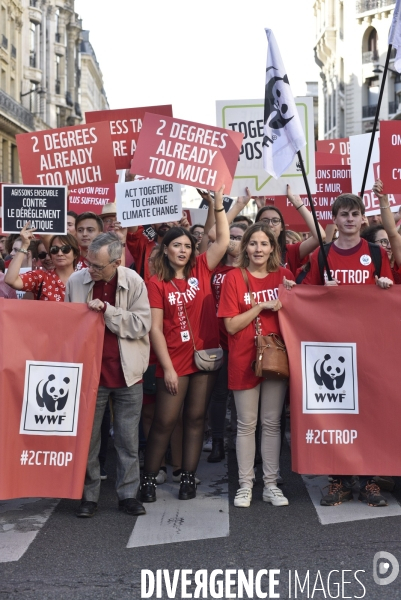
[116,179,182,227]
[349,133,379,196]
[216,97,316,196]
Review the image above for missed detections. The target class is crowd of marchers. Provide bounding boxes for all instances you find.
[0,174,398,516]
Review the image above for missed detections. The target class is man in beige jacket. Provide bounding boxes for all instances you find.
[65,232,151,518]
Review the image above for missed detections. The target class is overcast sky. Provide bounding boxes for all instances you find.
[75,0,319,125]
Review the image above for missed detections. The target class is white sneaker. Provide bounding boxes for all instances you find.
[203,432,213,452]
[263,485,289,506]
[156,469,167,484]
[234,488,252,508]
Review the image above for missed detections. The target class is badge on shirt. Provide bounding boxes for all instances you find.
[360,254,372,266]
[181,331,190,342]
[188,277,198,288]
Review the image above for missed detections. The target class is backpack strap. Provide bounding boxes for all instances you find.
[367,241,382,279]
[318,242,333,284]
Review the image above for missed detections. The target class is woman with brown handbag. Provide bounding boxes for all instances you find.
[141,186,229,502]
[218,222,295,508]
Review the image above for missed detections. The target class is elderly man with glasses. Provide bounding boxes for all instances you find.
[65,232,151,518]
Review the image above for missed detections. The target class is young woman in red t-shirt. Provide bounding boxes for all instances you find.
[141,186,229,502]
[218,222,295,508]
[254,186,325,276]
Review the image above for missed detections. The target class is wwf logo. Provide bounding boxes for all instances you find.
[264,66,295,131]
[36,374,70,413]
[313,354,345,391]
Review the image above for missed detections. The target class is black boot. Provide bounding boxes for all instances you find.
[178,471,197,500]
[140,472,157,503]
[207,438,225,463]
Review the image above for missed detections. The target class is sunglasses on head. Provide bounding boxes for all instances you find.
[38,251,49,260]
[49,245,72,255]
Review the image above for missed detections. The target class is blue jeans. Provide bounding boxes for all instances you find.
[83,384,142,503]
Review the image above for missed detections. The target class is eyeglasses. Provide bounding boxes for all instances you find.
[192,231,203,238]
[103,218,116,225]
[230,235,243,241]
[38,251,49,260]
[86,259,116,272]
[50,245,72,255]
[376,238,391,248]
[260,217,281,226]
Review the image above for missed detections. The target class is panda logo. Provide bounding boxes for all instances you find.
[264,66,295,132]
[36,374,70,413]
[313,354,345,391]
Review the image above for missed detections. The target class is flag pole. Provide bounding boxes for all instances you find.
[360,44,392,197]
[296,150,332,281]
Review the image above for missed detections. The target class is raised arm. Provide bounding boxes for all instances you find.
[287,184,326,259]
[373,179,401,266]
[196,190,215,255]
[207,188,253,243]
[4,223,35,290]
[205,186,230,270]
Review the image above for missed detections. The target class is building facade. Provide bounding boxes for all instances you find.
[314,0,398,139]
[0,0,108,184]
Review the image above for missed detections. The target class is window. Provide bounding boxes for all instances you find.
[29,21,37,68]
[55,55,61,94]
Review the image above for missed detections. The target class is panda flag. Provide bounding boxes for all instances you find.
[0,299,104,500]
[263,29,306,179]
[278,285,401,476]
[389,0,401,72]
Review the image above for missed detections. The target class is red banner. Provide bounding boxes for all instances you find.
[273,164,351,229]
[85,105,173,170]
[316,138,350,165]
[0,300,104,499]
[278,285,401,475]
[130,113,244,194]
[379,121,401,194]
[68,184,115,215]
[16,122,118,188]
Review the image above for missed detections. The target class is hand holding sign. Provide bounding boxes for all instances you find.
[19,221,37,248]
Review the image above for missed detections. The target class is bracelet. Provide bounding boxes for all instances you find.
[296,204,305,211]
[17,248,28,255]
[214,207,225,213]
[380,205,391,209]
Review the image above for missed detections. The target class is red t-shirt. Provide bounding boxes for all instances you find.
[147,253,219,377]
[19,270,66,301]
[126,227,156,283]
[75,255,89,271]
[302,239,394,285]
[92,274,126,389]
[218,267,294,391]
[211,264,234,351]
[283,242,306,276]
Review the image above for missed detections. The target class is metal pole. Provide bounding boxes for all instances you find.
[360,44,393,197]
[297,150,332,280]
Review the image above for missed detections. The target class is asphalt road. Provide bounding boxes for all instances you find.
[1,439,401,600]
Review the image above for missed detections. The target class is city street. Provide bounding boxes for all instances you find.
[1,437,401,600]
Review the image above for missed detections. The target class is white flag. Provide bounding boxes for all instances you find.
[263,29,306,179]
[389,0,401,72]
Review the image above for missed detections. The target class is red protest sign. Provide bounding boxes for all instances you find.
[316,137,350,165]
[279,285,401,476]
[0,300,104,499]
[68,183,115,215]
[274,164,351,228]
[85,105,173,170]
[16,122,118,188]
[379,121,401,194]
[130,113,244,194]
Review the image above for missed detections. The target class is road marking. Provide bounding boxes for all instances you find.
[0,498,59,562]
[303,475,401,525]
[127,457,228,548]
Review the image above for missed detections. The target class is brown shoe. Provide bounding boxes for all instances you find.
[320,481,353,506]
